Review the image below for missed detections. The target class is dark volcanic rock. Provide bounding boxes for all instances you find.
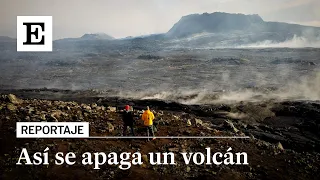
[0,91,320,180]
[137,54,163,60]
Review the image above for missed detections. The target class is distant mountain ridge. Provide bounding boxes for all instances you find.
[167,12,264,37]
[55,12,320,43]
[56,33,114,42]
[2,12,320,48]
[0,36,16,42]
[80,33,114,40]
[166,12,320,39]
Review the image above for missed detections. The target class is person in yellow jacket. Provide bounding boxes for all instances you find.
[141,106,156,140]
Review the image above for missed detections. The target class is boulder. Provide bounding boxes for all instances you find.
[91,103,98,108]
[7,103,17,111]
[106,122,114,133]
[81,104,92,111]
[276,142,284,151]
[168,147,179,152]
[195,118,203,126]
[108,106,117,112]
[7,94,22,105]
[27,106,35,114]
[173,115,180,120]
[25,116,30,121]
[142,154,148,163]
[187,119,192,127]
[224,120,239,133]
[51,110,63,119]
[40,114,46,121]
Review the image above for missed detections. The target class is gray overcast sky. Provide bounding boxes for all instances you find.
[1,0,320,40]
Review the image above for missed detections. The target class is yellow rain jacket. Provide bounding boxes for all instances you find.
[141,110,155,126]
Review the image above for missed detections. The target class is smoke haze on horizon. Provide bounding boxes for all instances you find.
[0,0,320,40]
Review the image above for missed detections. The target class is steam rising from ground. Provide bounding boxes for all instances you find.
[239,30,320,48]
[114,71,320,104]
[168,33,320,49]
[281,71,320,100]
[0,43,319,105]
[239,35,320,48]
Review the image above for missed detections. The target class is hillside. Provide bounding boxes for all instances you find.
[166,12,320,40]
[1,12,320,49]
[0,36,15,42]
[80,33,114,40]
[0,91,319,179]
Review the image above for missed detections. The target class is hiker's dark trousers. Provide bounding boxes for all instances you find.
[123,124,134,136]
[146,125,155,138]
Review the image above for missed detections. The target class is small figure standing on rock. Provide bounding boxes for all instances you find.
[122,105,135,136]
[142,106,156,140]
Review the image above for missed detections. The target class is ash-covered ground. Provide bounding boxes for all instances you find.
[0,47,320,179]
[0,90,319,180]
[0,48,319,103]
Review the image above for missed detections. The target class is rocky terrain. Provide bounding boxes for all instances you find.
[0,90,319,180]
[1,8,319,180]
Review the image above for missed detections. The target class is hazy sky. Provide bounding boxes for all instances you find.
[1,0,320,40]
